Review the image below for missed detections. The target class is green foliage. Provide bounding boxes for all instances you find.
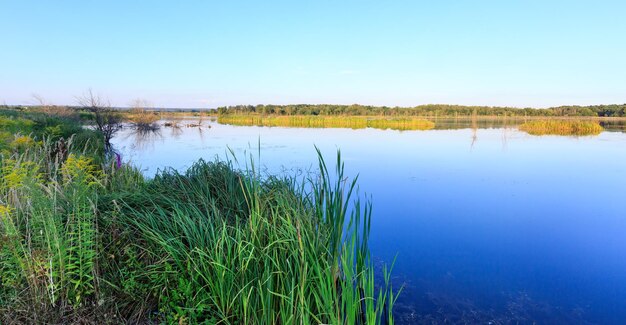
[0,140,103,317]
[107,154,397,324]
[0,108,103,156]
[0,108,399,324]
[217,103,626,117]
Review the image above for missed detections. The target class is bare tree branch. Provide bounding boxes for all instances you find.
[75,89,122,152]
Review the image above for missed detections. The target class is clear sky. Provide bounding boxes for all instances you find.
[1,1,625,108]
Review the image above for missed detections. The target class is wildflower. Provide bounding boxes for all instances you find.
[62,154,102,187]
[0,205,15,240]
[10,135,39,151]
[0,204,11,217]
[1,160,40,190]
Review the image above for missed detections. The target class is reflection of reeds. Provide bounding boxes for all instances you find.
[470,113,478,150]
[218,115,435,131]
[519,120,603,136]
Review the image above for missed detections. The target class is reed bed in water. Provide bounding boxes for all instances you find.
[218,115,435,131]
[114,150,398,324]
[518,120,604,136]
[127,108,160,130]
[0,109,399,324]
[367,118,435,131]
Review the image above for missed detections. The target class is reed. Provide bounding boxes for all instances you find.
[218,114,435,131]
[519,120,604,136]
[367,118,435,131]
[0,109,399,324]
[109,150,398,324]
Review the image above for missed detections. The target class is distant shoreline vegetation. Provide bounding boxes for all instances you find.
[216,103,626,117]
[218,115,436,131]
[4,103,626,117]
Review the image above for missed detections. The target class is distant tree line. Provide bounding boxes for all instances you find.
[216,104,626,117]
[4,102,625,117]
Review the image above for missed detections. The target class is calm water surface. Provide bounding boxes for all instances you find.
[112,120,626,324]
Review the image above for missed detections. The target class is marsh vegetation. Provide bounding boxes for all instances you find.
[218,115,435,131]
[127,99,161,131]
[0,108,397,324]
[2,102,624,324]
[111,112,626,324]
[519,120,604,136]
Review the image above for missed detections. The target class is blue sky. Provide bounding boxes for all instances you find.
[1,1,625,108]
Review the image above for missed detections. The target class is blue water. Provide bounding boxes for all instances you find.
[113,120,626,324]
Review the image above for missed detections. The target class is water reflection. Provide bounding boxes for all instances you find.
[470,116,478,150]
[122,126,164,151]
[430,116,626,133]
[111,119,626,324]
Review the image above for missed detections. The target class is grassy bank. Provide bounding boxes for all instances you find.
[0,109,397,324]
[519,120,604,136]
[218,115,435,131]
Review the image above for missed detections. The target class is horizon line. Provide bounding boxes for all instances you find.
[3,102,626,111]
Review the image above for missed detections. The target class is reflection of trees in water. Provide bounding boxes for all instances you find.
[196,125,206,143]
[162,118,209,140]
[599,120,626,132]
[467,116,516,151]
[126,128,164,151]
[168,123,183,138]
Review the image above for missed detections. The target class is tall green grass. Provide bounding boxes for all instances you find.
[0,136,104,322]
[109,150,398,324]
[1,108,400,324]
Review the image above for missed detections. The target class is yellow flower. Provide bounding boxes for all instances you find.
[10,135,39,151]
[1,160,40,190]
[0,204,11,217]
[62,154,102,187]
[0,204,13,233]
[0,131,12,145]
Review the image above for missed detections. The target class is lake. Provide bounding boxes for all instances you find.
[112,118,626,324]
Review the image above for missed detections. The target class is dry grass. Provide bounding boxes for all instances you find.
[219,115,435,131]
[519,120,604,136]
[127,109,160,130]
